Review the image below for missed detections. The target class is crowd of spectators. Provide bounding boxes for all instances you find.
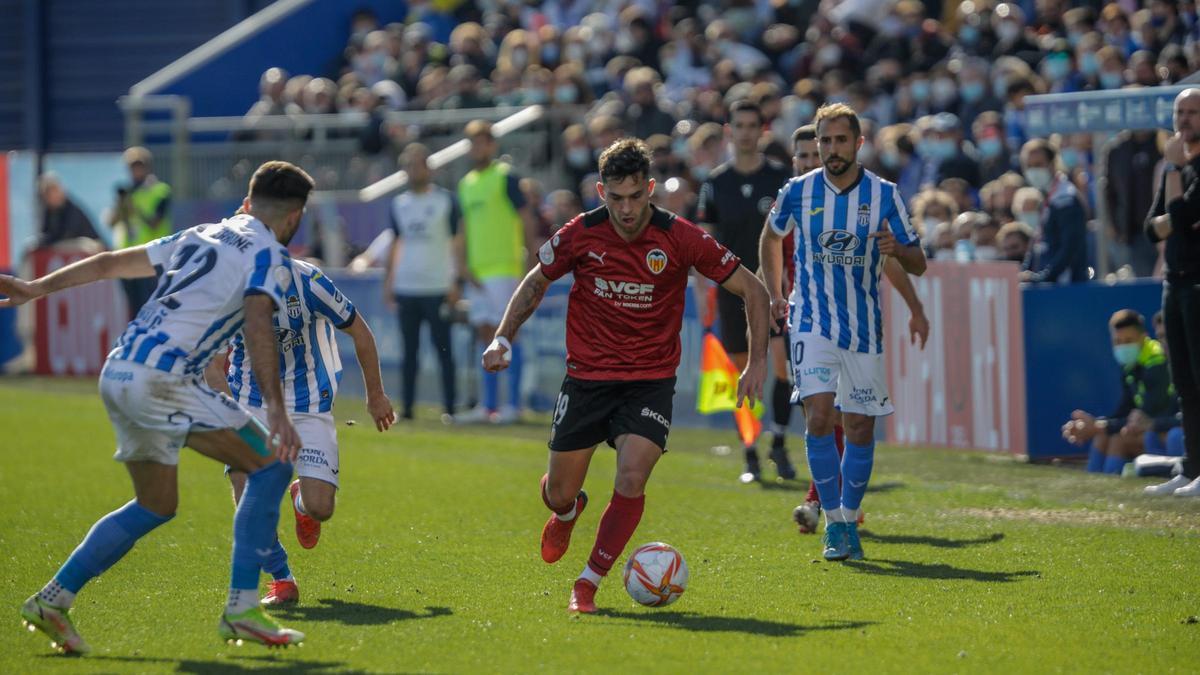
[237,0,1200,279]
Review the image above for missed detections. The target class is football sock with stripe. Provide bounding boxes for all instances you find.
[263,538,292,581]
[49,499,173,607]
[805,432,841,513]
[840,440,875,512]
[229,460,290,611]
[586,490,645,580]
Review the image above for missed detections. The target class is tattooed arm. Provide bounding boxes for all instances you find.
[482,266,551,372]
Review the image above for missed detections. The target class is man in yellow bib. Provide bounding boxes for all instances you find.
[108,147,172,317]
[457,120,538,423]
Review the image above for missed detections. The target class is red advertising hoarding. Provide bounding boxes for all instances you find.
[883,261,1026,455]
[32,248,128,376]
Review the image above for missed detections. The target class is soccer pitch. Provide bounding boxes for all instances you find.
[1,379,1198,674]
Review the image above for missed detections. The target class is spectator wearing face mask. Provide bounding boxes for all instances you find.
[954,59,1004,137]
[1040,40,1086,94]
[1018,139,1089,284]
[991,3,1043,68]
[974,112,1016,183]
[1062,310,1176,475]
[623,67,677,140]
[920,113,982,189]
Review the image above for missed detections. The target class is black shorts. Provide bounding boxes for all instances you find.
[548,376,676,452]
[717,289,749,355]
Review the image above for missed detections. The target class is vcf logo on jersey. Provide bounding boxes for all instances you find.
[645,249,668,275]
[815,230,865,266]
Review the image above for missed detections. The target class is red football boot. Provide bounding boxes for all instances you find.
[261,579,300,606]
[540,491,588,563]
[568,579,598,614]
[290,480,321,549]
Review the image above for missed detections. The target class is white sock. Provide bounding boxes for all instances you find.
[294,491,307,516]
[38,579,75,609]
[555,501,578,522]
[226,587,258,615]
[825,507,845,524]
[579,564,603,587]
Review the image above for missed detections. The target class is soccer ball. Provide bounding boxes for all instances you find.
[623,542,688,607]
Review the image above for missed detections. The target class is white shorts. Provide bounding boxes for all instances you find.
[466,276,519,327]
[100,359,252,465]
[248,408,340,488]
[790,332,894,417]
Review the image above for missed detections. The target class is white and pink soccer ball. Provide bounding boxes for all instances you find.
[623,542,689,607]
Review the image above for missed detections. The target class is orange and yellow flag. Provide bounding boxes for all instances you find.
[696,332,762,447]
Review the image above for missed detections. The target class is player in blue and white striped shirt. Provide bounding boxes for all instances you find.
[760,104,926,562]
[211,257,395,606]
[2,161,317,652]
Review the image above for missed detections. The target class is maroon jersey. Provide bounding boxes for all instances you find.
[538,205,741,381]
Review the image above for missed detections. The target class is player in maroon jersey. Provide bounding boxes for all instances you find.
[482,138,771,613]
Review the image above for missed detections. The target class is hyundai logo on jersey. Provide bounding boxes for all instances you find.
[817,230,861,252]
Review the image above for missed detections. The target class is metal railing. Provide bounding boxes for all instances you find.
[118,96,586,199]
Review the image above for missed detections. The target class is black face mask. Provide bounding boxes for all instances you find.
[877,78,898,95]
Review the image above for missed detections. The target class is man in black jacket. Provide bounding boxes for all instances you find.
[38,173,101,248]
[1144,88,1200,496]
[1104,130,1161,277]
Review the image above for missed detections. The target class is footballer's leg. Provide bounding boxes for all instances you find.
[840,413,877,560]
[228,471,298,606]
[189,426,304,647]
[541,446,597,564]
[289,416,340,549]
[572,433,662,614]
[542,377,610,565]
[767,332,797,480]
[22,460,177,655]
[803,393,850,560]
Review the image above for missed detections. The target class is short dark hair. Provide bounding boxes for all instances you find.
[248,161,315,210]
[792,124,816,150]
[813,103,862,140]
[598,137,652,183]
[1110,309,1146,332]
[729,99,763,123]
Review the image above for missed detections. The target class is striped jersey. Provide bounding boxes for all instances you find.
[108,214,292,376]
[226,259,357,413]
[767,167,918,354]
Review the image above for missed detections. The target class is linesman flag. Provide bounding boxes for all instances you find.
[696,331,763,447]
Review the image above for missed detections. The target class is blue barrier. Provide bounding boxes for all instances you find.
[1022,279,1165,460]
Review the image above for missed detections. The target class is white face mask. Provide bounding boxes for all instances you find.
[1017,211,1041,229]
[1024,167,1053,192]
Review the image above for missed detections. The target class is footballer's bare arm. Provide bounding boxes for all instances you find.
[0,247,155,308]
[483,266,550,371]
[720,265,771,407]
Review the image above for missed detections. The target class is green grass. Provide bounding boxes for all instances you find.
[1,377,1199,674]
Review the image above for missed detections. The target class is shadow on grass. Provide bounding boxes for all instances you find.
[594,608,873,637]
[843,558,1039,582]
[271,599,452,626]
[859,532,1005,548]
[72,654,366,674]
[867,480,906,494]
[756,480,807,492]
